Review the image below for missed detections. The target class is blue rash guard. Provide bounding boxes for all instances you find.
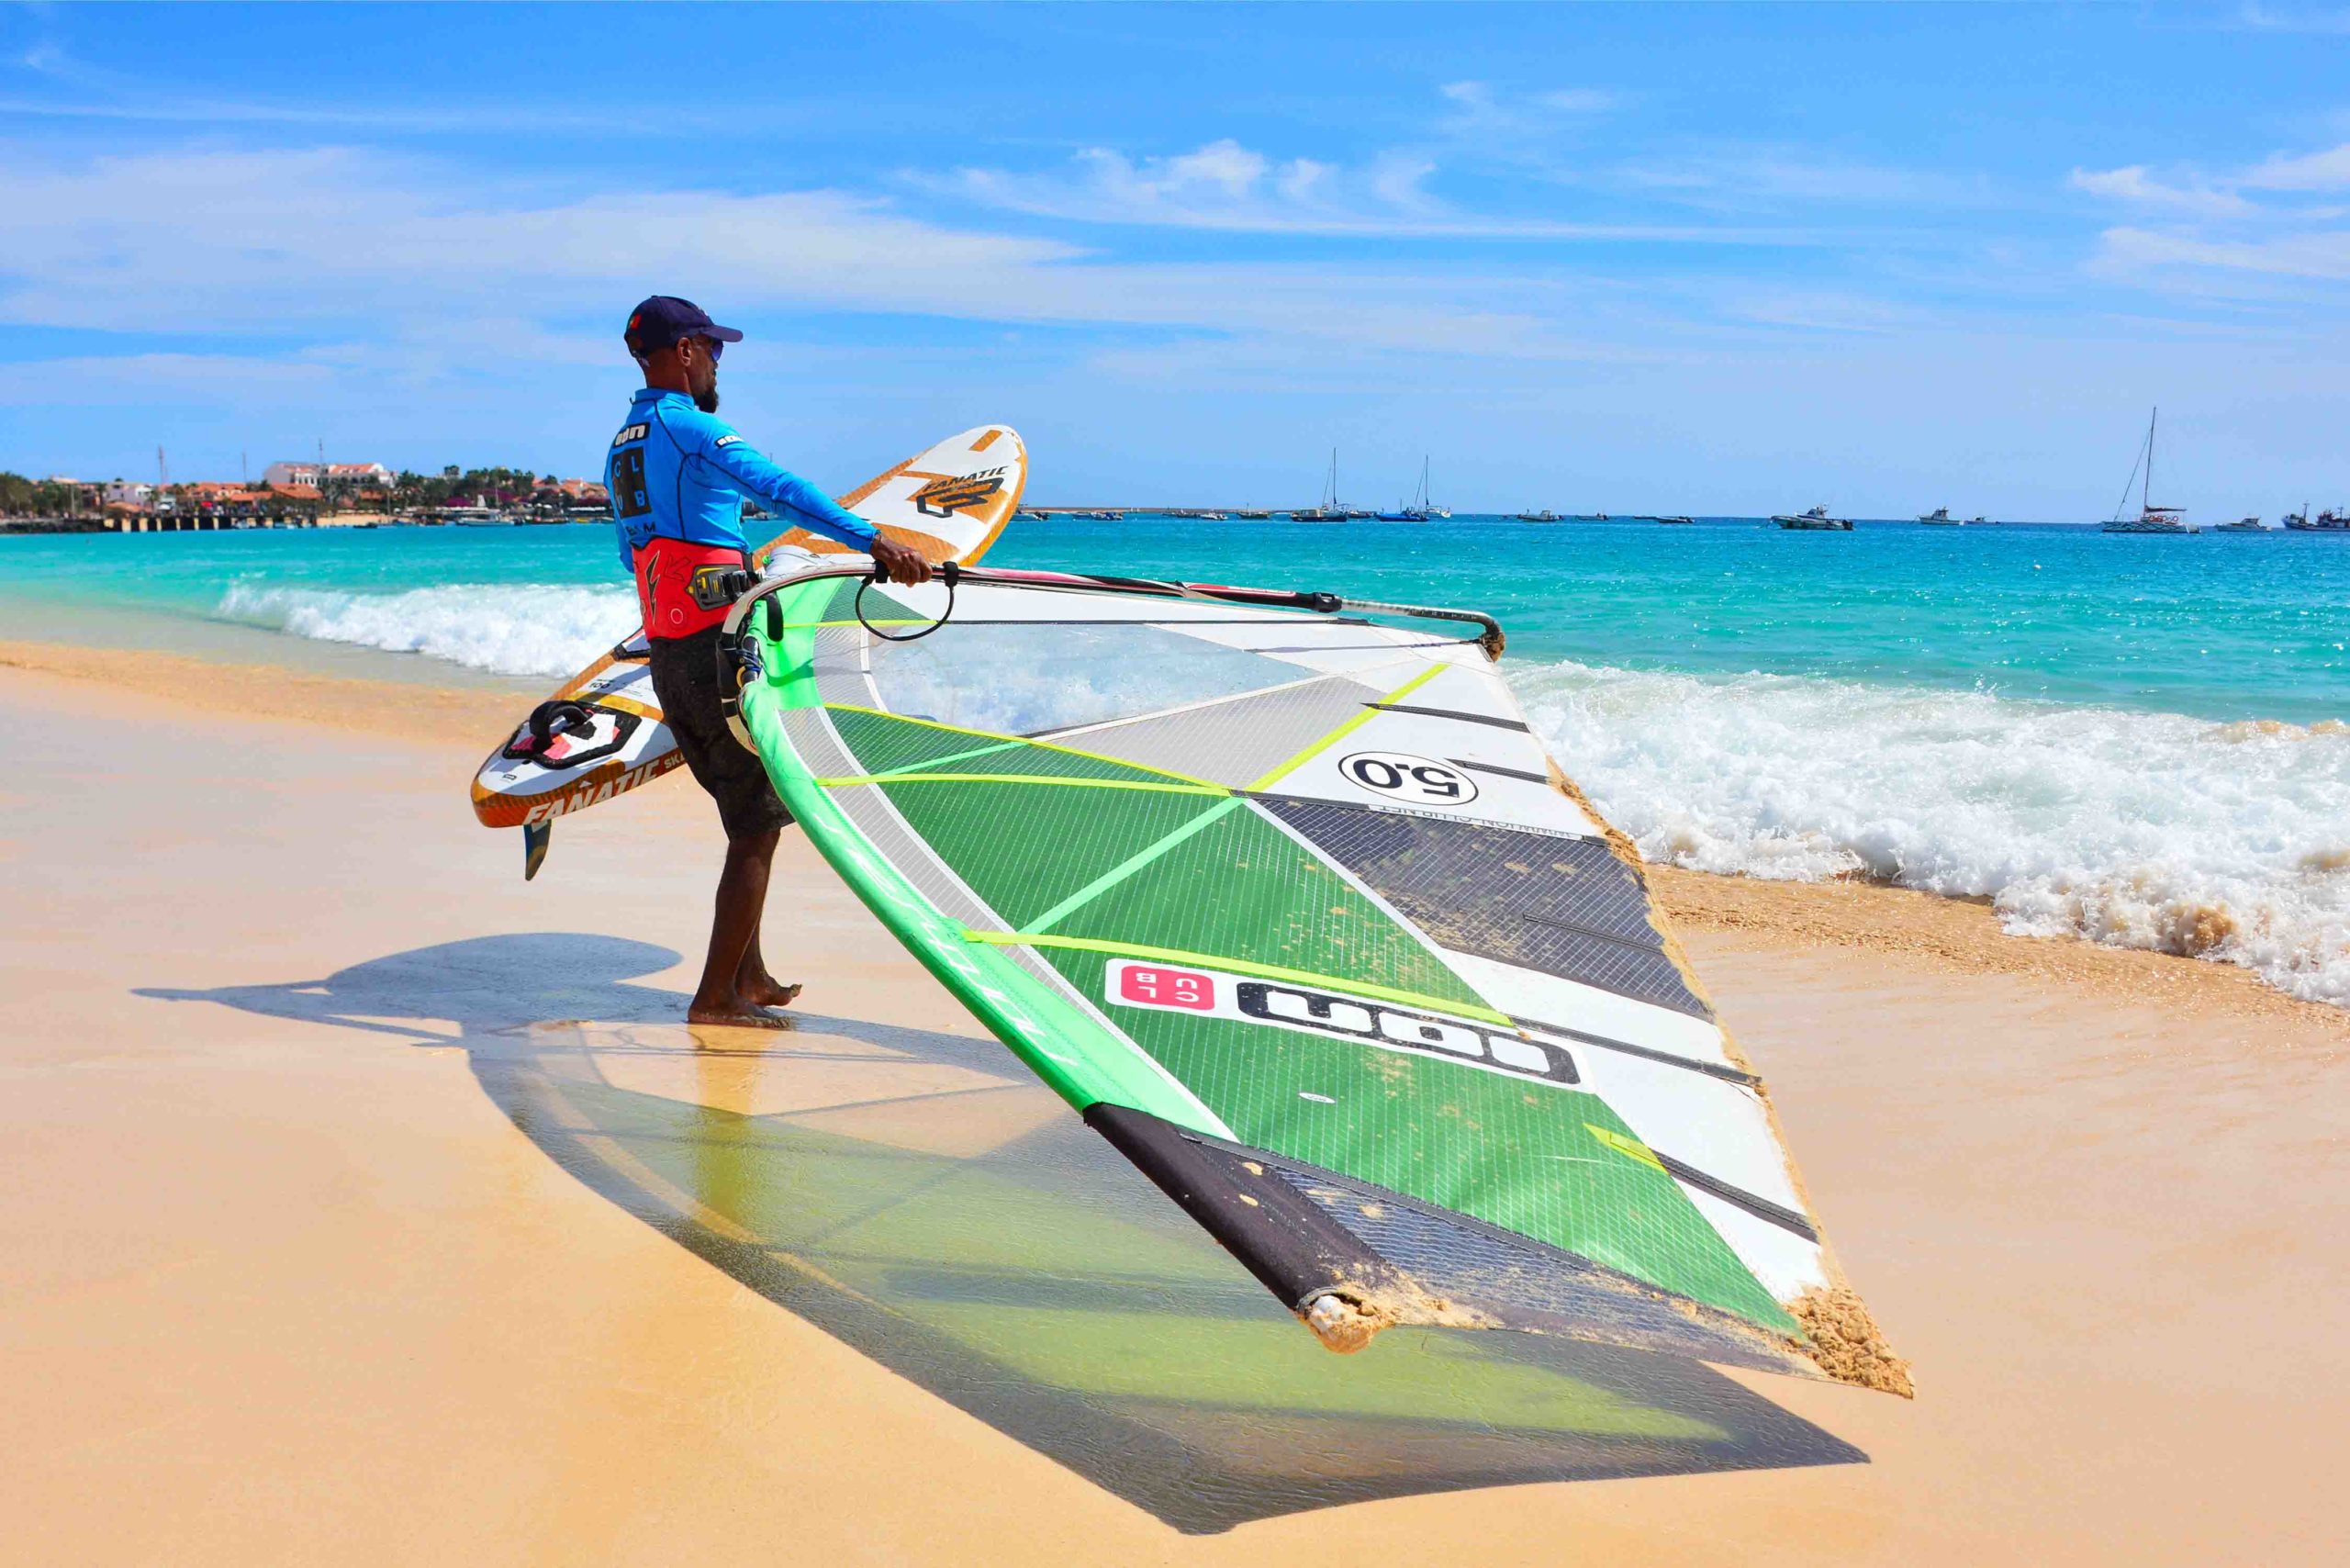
[606,387,878,574]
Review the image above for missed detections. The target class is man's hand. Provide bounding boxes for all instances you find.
[870,535,934,586]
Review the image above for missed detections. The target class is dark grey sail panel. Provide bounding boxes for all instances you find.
[1256,795,1713,1019]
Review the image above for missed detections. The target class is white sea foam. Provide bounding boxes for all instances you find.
[215,577,2350,1007]
[1510,660,2350,1008]
[218,581,640,678]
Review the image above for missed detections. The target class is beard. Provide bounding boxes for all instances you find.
[692,379,720,414]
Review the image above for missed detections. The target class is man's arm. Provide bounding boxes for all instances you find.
[690,423,878,550]
[685,417,931,583]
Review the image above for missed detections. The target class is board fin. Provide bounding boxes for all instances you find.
[521,821,551,880]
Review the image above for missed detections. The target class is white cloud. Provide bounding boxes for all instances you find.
[2232,3,2350,34]
[2070,164,2253,216]
[0,352,334,406]
[2242,142,2350,191]
[2096,225,2350,282]
[2067,137,2350,290]
[1616,149,1957,207]
[944,137,1454,234]
[0,145,1085,333]
[933,135,1820,242]
[1,39,692,135]
[1436,79,1622,142]
[0,140,1703,387]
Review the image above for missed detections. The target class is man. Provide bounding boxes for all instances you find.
[608,295,932,1026]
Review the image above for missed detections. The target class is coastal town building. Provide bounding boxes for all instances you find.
[538,476,610,509]
[179,482,274,517]
[261,460,393,489]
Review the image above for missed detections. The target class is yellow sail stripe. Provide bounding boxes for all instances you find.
[1586,1124,1669,1172]
[1244,662,1447,792]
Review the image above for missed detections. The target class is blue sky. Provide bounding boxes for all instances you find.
[4,2,2348,518]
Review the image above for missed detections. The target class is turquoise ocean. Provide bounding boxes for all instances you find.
[6,516,2347,1005]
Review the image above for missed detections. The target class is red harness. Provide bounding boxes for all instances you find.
[633,538,752,639]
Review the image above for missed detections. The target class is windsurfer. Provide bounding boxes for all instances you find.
[608,295,933,1026]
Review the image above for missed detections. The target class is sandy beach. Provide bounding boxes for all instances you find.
[6,638,2346,1564]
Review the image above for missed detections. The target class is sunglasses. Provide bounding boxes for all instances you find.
[697,335,723,364]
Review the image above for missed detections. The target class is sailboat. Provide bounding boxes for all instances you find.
[1292,450,1350,521]
[1378,456,1448,521]
[2101,408,2193,533]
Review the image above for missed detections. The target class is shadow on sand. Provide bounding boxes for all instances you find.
[141,932,1864,1533]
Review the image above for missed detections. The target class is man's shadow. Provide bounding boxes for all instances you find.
[141,933,1864,1534]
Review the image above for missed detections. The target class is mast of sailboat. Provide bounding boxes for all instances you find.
[2144,406,2156,517]
[2110,406,2153,523]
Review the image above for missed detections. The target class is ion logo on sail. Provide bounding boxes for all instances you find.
[1337,751,1479,806]
[1106,958,1576,1086]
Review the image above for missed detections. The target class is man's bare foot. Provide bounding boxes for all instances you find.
[686,997,794,1029]
[739,975,802,1007]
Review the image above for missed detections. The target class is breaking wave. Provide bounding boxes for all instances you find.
[1511,660,2350,1008]
[212,577,2350,1007]
[218,581,638,678]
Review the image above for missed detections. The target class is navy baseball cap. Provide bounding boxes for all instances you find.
[623,296,744,358]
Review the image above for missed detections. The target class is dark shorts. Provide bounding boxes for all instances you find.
[648,625,791,841]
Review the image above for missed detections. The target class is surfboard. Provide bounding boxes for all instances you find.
[471,424,1025,874]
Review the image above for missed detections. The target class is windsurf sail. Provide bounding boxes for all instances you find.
[717,563,1909,1394]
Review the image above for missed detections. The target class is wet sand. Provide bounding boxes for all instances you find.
[5,646,2346,1564]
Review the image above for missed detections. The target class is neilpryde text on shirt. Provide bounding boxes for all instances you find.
[606,388,880,637]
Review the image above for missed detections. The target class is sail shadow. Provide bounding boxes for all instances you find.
[140,933,1865,1534]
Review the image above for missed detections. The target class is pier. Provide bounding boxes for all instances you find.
[0,511,330,535]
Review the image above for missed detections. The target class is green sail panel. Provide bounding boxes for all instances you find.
[730,566,1903,1390]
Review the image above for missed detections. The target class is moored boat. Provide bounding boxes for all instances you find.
[1292,449,1353,521]
[2101,408,2194,533]
[1774,506,1852,531]
[1377,456,1440,521]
